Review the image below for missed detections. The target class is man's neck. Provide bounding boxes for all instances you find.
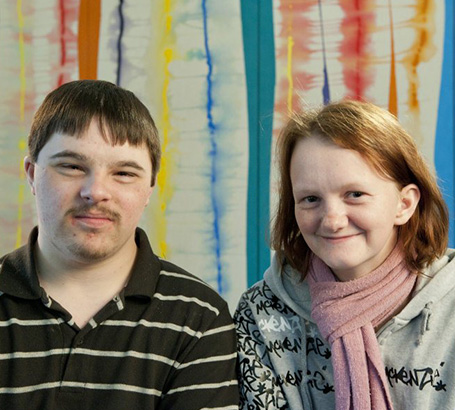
[34,241,138,328]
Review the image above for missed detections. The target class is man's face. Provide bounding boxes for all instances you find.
[25,120,154,264]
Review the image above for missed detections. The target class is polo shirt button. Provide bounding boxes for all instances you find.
[77,339,84,346]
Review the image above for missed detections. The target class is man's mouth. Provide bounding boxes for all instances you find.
[68,207,119,228]
[73,214,114,228]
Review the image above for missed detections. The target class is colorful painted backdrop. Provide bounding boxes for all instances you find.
[0,0,249,309]
[243,0,454,285]
[0,1,453,308]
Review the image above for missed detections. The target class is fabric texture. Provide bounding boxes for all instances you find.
[234,250,455,410]
[307,245,417,410]
[0,227,239,410]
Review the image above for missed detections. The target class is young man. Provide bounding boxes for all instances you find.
[0,80,239,409]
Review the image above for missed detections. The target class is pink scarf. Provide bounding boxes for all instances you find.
[307,244,417,410]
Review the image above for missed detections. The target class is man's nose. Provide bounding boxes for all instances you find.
[80,173,112,203]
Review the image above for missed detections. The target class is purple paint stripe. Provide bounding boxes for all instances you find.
[202,0,223,294]
[116,0,125,85]
[318,0,331,104]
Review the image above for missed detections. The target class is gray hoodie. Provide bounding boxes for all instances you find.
[234,250,455,409]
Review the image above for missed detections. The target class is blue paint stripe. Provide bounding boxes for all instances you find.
[318,0,331,104]
[116,0,125,85]
[435,0,454,246]
[202,0,223,293]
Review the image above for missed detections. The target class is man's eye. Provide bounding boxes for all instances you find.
[59,164,83,171]
[116,171,136,178]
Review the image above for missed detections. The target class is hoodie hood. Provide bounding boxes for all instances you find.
[264,254,313,322]
[265,250,455,332]
[381,249,455,338]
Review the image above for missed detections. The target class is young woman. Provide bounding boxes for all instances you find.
[235,100,454,410]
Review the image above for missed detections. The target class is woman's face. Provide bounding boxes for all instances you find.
[290,135,419,281]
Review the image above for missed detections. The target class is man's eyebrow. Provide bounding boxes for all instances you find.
[115,161,147,172]
[49,150,87,161]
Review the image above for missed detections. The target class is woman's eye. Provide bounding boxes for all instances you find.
[348,191,364,198]
[303,196,318,203]
[299,196,320,206]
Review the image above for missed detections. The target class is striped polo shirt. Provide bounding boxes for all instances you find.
[0,227,239,409]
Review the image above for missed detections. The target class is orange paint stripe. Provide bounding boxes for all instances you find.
[78,0,101,80]
[403,0,436,112]
[387,0,398,116]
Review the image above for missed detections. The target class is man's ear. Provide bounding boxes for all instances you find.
[24,156,36,196]
[395,184,421,226]
[144,186,154,207]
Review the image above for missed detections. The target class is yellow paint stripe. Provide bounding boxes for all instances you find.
[15,0,27,248]
[155,0,174,258]
[287,35,295,113]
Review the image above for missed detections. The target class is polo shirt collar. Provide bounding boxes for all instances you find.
[0,227,161,300]
[124,227,161,299]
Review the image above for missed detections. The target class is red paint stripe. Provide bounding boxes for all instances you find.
[274,0,318,119]
[339,0,375,100]
[58,0,66,86]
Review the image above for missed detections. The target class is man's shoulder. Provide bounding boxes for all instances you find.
[0,246,26,273]
[0,247,16,265]
[156,258,229,311]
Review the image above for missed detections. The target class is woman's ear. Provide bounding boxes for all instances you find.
[395,184,421,226]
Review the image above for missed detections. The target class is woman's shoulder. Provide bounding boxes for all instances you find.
[236,278,287,318]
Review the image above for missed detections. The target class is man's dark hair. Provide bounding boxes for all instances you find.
[28,80,161,186]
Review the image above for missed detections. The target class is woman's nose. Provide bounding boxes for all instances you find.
[320,202,348,232]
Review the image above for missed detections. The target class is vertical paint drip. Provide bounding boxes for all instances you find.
[202,0,223,293]
[157,48,172,258]
[15,0,26,248]
[155,0,175,259]
[78,0,101,79]
[273,1,317,117]
[339,0,375,100]
[53,0,79,87]
[58,0,67,87]
[318,0,331,104]
[286,3,294,113]
[387,0,398,116]
[116,0,125,85]
[16,0,26,123]
[402,0,437,113]
[286,35,294,112]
